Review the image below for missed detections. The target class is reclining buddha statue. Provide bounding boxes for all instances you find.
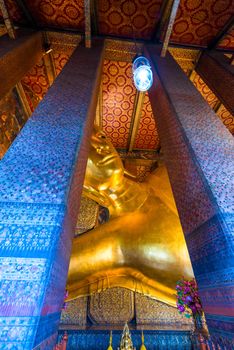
[66,127,194,306]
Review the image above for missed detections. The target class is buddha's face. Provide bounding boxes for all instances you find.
[84,128,124,191]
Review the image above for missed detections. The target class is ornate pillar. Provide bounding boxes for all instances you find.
[0,30,44,99]
[146,45,234,348]
[196,51,234,115]
[0,41,104,349]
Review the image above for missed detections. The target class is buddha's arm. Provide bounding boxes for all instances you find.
[67,197,193,304]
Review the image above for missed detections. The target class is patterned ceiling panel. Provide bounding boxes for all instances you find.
[0,0,25,23]
[170,0,234,47]
[102,59,136,149]
[21,58,50,111]
[24,0,84,30]
[133,93,160,150]
[216,104,234,135]
[218,27,234,50]
[98,0,163,40]
[190,71,219,109]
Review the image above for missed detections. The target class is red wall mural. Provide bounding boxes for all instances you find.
[102,60,136,149]
[134,92,160,150]
[21,58,50,111]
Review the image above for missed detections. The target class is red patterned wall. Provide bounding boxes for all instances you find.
[53,48,75,76]
[102,60,136,149]
[170,0,234,47]
[98,0,163,39]
[218,28,234,50]
[21,58,50,109]
[190,72,219,109]
[134,92,160,150]
[216,104,234,135]
[24,0,84,30]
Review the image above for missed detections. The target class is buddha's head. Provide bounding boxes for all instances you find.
[84,127,124,192]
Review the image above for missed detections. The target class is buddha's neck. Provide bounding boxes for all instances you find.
[103,177,149,217]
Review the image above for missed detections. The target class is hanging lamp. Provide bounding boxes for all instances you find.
[132,56,153,92]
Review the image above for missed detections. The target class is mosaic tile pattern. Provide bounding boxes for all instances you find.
[60,297,87,326]
[0,42,103,347]
[59,329,192,350]
[135,293,192,327]
[75,197,99,235]
[88,288,134,325]
[0,315,38,349]
[33,332,57,350]
[147,45,234,344]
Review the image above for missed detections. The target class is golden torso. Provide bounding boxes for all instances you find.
[67,128,193,306]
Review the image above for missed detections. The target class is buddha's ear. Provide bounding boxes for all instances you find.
[82,185,109,207]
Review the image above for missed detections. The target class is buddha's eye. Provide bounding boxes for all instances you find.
[97,133,106,139]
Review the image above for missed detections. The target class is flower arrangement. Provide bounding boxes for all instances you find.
[176,278,203,318]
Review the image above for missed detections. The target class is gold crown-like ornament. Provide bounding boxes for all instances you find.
[118,323,136,350]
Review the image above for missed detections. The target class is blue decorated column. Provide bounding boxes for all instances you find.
[146,45,234,348]
[0,40,104,349]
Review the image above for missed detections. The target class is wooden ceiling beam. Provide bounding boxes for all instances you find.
[208,17,234,50]
[0,30,44,99]
[127,92,145,152]
[90,0,99,36]
[0,0,16,38]
[84,0,91,48]
[0,1,32,117]
[42,31,57,86]
[160,0,180,57]
[152,0,173,42]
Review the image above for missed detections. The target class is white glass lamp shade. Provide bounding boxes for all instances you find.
[132,56,153,92]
